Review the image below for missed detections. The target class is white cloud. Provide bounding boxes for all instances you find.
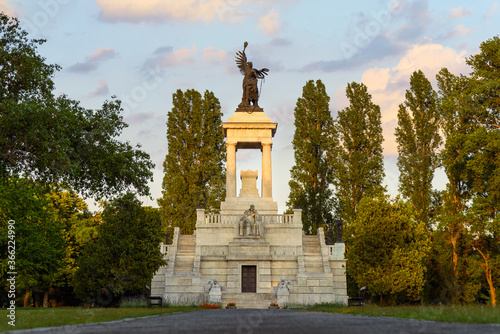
[357,43,467,155]
[96,0,246,23]
[257,8,281,35]
[449,7,472,19]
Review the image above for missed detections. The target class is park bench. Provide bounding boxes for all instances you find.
[145,285,163,308]
[348,286,366,306]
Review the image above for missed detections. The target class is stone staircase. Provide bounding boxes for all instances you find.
[150,266,168,296]
[221,293,276,309]
[302,235,324,273]
[174,235,196,273]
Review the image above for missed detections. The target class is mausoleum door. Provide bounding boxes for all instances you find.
[241,265,257,293]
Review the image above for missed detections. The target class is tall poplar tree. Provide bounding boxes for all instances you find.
[435,68,475,303]
[159,89,226,234]
[395,70,442,227]
[287,80,336,234]
[335,82,385,227]
[435,36,500,306]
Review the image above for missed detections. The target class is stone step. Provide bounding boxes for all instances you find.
[177,236,196,254]
[174,253,195,272]
[178,235,195,242]
[178,241,196,247]
[177,248,195,254]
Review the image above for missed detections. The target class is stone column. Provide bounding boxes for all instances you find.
[261,143,272,198]
[226,143,237,198]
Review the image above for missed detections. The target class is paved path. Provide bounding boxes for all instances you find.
[9,309,500,334]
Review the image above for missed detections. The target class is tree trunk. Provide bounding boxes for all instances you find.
[43,290,49,308]
[23,290,30,308]
[477,248,497,307]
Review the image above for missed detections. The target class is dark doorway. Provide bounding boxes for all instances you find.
[241,265,257,293]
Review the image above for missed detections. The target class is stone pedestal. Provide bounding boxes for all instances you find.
[239,170,259,197]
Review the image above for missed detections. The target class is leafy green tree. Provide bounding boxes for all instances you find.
[0,13,154,198]
[435,68,477,304]
[335,82,385,228]
[47,188,100,296]
[435,36,500,306]
[73,194,165,306]
[0,178,66,307]
[159,89,226,234]
[395,70,442,228]
[346,195,431,304]
[464,42,500,304]
[287,80,337,234]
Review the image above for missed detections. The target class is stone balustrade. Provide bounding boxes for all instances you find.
[159,242,169,260]
[202,213,294,225]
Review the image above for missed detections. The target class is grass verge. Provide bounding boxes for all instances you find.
[304,303,500,324]
[0,306,200,331]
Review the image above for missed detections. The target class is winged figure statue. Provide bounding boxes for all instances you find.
[235,42,269,108]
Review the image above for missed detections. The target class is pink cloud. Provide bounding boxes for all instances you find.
[258,8,281,35]
[355,43,468,155]
[449,7,472,19]
[88,79,109,97]
[125,111,156,124]
[202,46,228,67]
[0,0,16,16]
[69,47,116,73]
[96,0,245,23]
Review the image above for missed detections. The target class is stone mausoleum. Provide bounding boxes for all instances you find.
[150,106,348,308]
[151,42,347,308]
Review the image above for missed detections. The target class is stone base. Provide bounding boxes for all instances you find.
[236,106,264,113]
[220,197,278,215]
[228,238,270,259]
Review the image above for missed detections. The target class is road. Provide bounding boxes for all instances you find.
[9,309,500,334]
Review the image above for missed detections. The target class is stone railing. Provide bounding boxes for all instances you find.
[328,246,334,256]
[196,208,302,228]
[159,242,169,260]
[260,214,293,224]
[328,243,346,261]
[201,213,294,225]
[204,214,240,225]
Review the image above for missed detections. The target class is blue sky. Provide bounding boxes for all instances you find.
[2,0,499,212]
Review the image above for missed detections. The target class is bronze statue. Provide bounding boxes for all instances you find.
[236,42,269,108]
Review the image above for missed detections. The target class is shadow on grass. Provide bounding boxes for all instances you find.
[0,306,200,331]
[303,303,500,324]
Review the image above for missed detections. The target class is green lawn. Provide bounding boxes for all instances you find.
[305,303,500,324]
[0,307,200,331]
